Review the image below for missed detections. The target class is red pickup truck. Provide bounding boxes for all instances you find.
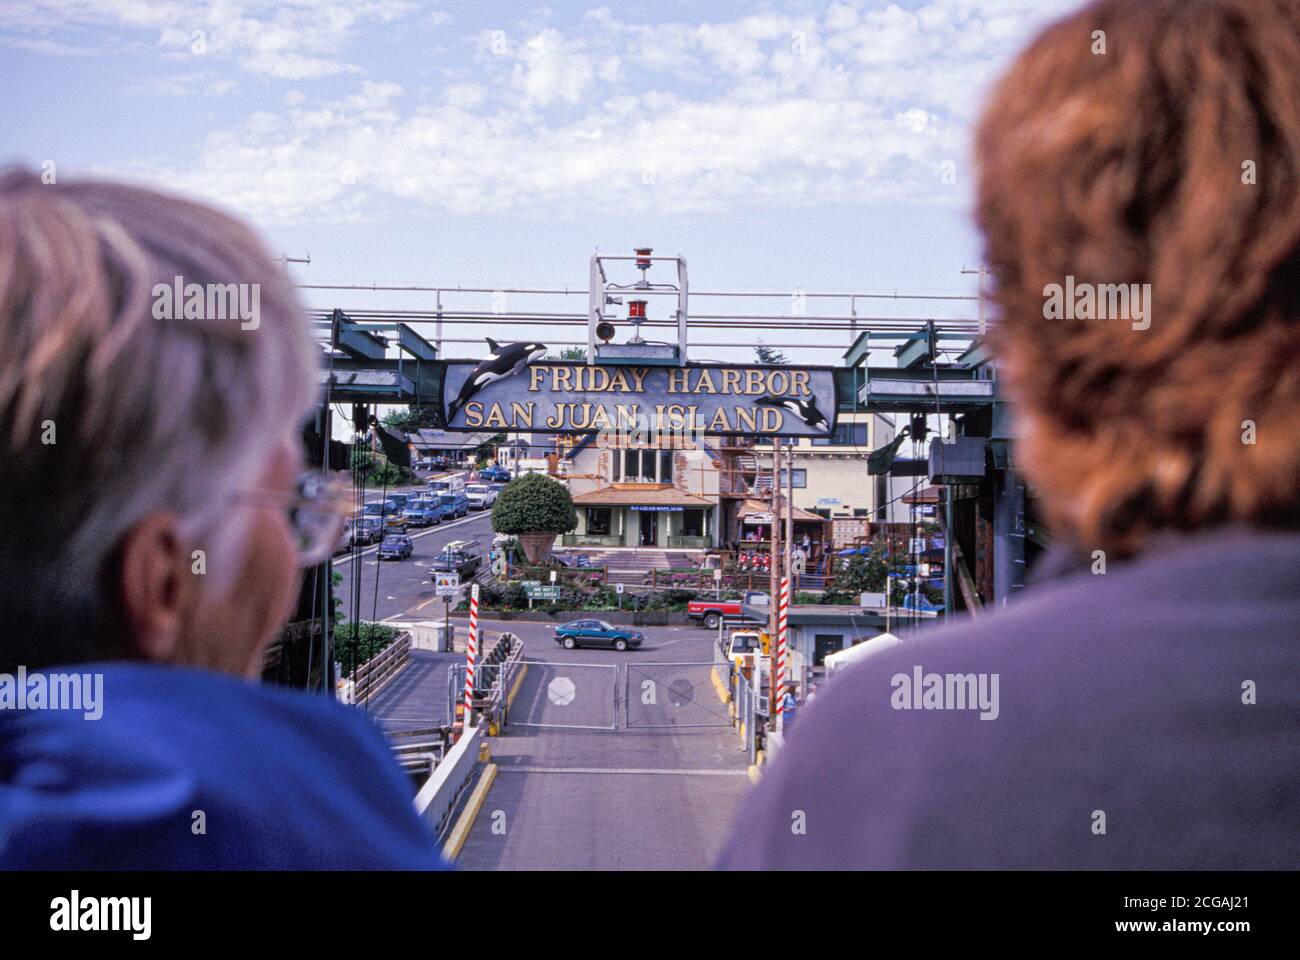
[687,592,770,629]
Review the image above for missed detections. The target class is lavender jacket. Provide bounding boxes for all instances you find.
[717,529,1299,869]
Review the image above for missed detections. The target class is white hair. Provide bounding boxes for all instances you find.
[0,169,321,667]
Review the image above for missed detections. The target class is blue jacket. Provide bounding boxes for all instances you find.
[0,663,449,870]
[718,528,1300,869]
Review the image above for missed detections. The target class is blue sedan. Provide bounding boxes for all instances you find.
[378,535,414,560]
[553,619,644,652]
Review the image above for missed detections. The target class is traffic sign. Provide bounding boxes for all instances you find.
[615,583,625,595]
[435,572,460,598]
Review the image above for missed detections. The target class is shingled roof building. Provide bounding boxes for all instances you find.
[561,434,721,550]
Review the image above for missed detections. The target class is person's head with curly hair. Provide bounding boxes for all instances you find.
[975,0,1300,558]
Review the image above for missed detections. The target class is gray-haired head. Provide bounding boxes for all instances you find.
[0,168,321,671]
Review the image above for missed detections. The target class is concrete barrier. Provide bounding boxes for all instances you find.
[413,724,483,839]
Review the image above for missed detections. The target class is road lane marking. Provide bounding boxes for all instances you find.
[442,762,498,862]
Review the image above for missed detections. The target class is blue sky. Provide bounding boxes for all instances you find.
[1,0,1082,364]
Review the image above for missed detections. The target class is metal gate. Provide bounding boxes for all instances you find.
[623,661,733,729]
[505,659,619,731]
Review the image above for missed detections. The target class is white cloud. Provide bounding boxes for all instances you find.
[1,0,419,78]
[40,0,1082,224]
[510,28,596,106]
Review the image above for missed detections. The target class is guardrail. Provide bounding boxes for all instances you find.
[387,725,452,780]
[350,632,411,705]
[413,723,483,841]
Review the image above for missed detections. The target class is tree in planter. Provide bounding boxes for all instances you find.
[490,473,577,563]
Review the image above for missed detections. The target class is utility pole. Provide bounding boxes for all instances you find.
[784,444,794,593]
[768,438,782,730]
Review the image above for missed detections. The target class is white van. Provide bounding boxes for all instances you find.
[427,473,466,496]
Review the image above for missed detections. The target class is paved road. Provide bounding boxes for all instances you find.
[334,509,494,623]
[456,620,753,870]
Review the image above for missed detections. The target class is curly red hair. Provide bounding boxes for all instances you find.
[975,0,1300,556]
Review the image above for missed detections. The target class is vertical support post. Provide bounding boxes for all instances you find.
[676,255,690,365]
[943,482,955,621]
[785,446,794,594]
[768,439,781,730]
[317,402,334,693]
[462,583,480,730]
[992,468,1026,608]
[588,254,602,365]
[776,575,789,725]
[434,289,443,356]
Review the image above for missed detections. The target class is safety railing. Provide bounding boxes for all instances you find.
[446,632,524,729]
[339,632,411,705]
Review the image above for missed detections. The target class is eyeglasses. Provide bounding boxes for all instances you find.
[234,471,352,567]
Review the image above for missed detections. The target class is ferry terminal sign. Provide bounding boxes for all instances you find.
[441,339,839,438]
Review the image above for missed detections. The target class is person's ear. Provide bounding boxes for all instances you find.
[116,512,193,662]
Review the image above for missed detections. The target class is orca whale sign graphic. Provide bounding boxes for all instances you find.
[441,348,839,438]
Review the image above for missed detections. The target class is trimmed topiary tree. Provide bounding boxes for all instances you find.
[490,473,578,563]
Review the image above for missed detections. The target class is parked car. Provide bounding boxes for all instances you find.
[553,619,644,652]
[378,534,414,561]
[429,539,483,577]
[353,516,385,545]
[464,483,496,511]
[438,491,469,519]
[333,519,354,555]
[480,465,511,482]
[403,497,440,527]
[362,499,406,531]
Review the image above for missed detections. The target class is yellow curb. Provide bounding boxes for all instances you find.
[507,663,529,708]
[747,764,762,785]
[710,666,732,704]
[442,762,497,862]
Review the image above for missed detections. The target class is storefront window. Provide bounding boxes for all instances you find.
[682,508,706,537]
[660,450,674,483]
[586,507,612,535]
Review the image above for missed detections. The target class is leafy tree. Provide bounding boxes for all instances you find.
[383,406,440,431]
[822,539,911,604]
[548,346,587,361]
[491,473,578,535]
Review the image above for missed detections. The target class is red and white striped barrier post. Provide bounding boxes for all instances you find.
[462,583,479,729]
[776,575,789,719]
